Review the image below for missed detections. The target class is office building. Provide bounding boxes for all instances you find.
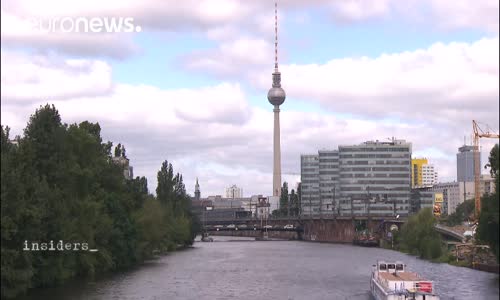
[411,158,438,187]
[422,164,438,186]
[300,154,319,215]
[301,139,412,216]
[411,158,428,187]
[430,181,475,215]
[457,145,479,182]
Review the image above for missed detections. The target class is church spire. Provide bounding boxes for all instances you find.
[194,177,201,200]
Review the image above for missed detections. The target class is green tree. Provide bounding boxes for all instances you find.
[114,143,122,157]
[446,199,475,226]
[1,104,198,298]
[279,182,289,216]
[289,189,299,216]
[156,160,174,207]
[477,144,499,261]
[399,208,442,259]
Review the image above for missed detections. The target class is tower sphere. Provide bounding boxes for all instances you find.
[267,87,286,106]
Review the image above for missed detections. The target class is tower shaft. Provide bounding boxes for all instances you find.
[273,106,281,197]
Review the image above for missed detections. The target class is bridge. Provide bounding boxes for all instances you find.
[202,215,406,242]
[202,215,465,243]
[434,224,466,242]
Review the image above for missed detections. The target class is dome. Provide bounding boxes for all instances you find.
[267,87,286,106]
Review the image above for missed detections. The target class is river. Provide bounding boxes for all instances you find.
[17,236,499,300]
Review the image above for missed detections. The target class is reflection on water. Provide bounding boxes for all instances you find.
[16,236,499,300]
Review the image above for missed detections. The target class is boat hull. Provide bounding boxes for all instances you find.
[371,277,439,300]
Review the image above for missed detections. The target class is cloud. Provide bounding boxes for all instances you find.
[2,0,497,59]
[0,11,140,59]
[181,37,273,76]
[253,37,499,127]
[1,50,114,103]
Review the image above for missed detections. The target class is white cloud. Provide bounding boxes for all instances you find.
[1,50,114,102]
[2,0,497,59]
[182,37,273,76]
[252,37,499,127]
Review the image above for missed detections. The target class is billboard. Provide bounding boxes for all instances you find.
[434,193,443,203]
[433,193,443,216]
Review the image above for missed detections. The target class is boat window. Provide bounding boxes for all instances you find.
[396,264,404,271]
[387,264,396,269]
[379,264,387,270]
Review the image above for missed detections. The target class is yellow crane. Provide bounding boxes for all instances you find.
[472,120,500,219]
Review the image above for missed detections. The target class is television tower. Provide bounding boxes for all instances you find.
[267,1,286,197]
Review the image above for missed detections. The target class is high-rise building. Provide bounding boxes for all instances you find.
[411,158,428,187]
[319,150,340,214]
[225,185,243,198]
[301,139,412,216]
[457,145,479,182]
[421,164,438,186]
[338,139,412,216]
[300,154,319,215]
[411,158,438,188]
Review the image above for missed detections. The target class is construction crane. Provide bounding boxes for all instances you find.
[472,120,500,219]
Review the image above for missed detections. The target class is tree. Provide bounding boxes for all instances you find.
[446,199,475,226]
[114,143,122,157]
[477,144,499,261]
[399,208,442,259]
[156,160,174,207]
[1,105,198,298]
[289,189,299,216]
[279,182,289,216]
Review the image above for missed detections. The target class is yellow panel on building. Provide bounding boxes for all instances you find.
[411,158,428,188]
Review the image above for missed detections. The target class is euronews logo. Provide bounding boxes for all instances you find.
[30,17,142,33]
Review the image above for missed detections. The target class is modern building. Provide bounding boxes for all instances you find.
[225,185,243,198]
[457,145,479,182]
[410,187,437,214]
[421,164,438,186]
[301,139,412,217]
[411,158,428,187]
[319,150,340,214]
[411,158,438,187]
[300,154,319,215]
[430,181,475,215]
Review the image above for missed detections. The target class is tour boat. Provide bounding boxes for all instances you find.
[371,261,439,300]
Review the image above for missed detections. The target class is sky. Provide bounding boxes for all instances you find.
[1,0,499,197]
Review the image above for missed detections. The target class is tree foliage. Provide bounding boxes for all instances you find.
[0,104,198,299]
[477,144,499,262]
[398,208,443,259]
[446,199,475,226]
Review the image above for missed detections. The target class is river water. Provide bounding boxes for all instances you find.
[18,236,499,300]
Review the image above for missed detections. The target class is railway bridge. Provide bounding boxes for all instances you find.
[203,215,406,243]
[203,215,463,243]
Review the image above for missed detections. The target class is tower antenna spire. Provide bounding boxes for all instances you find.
[274,1,278,71]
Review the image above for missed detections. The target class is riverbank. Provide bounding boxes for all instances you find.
[380,239,499,274]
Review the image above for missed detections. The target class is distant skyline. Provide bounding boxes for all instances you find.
[1,0,499,196]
